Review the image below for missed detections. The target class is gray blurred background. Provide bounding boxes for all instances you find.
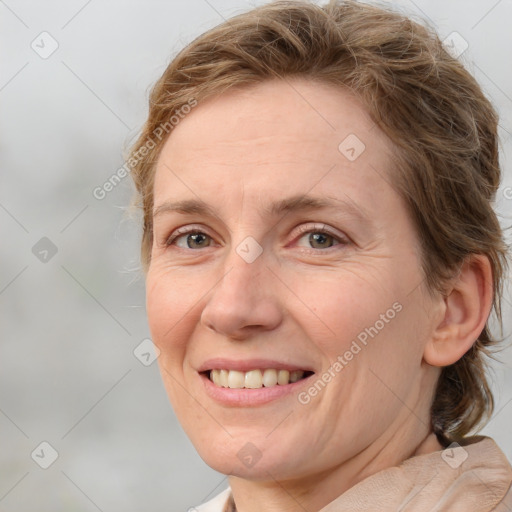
[1,0,511,510]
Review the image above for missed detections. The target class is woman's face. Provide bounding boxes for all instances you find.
[146,78,441,482]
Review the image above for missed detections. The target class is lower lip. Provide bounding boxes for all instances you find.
[200,373,313,406]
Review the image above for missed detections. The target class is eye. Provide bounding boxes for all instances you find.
[294,223,348,250]
[166,226,214,249]
[299,232,335,250]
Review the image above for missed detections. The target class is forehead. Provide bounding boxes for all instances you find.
[153,78,396,214]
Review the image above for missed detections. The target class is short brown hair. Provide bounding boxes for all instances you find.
[128,0,510,442]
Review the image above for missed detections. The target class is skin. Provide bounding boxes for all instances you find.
[145,78,493,511]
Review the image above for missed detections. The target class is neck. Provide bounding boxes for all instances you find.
[228,408,443,512]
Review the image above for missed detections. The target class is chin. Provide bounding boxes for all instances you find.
[194,433,311,481]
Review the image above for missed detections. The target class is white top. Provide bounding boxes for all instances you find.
[194,487,231,511]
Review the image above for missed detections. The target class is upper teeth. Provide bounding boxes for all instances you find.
[209,369,305,389]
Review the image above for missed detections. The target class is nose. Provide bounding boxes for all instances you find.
[200,252,283,340]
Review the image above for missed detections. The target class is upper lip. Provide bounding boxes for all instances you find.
[197,358,315,373]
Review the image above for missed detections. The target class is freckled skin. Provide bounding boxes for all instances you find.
[146,78,443,510]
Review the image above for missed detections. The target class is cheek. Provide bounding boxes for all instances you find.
[145,268,198,355]
[287,263,426,403]
[146,269,201,413]
[285,265,402,354]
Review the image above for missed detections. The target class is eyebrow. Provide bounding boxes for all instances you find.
[153,194,372,225]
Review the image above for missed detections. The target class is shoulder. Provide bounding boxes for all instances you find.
[492,483,512,511]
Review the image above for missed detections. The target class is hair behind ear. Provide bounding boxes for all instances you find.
[431,339,496,443]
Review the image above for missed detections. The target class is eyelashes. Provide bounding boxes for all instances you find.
[165,224,212,248]
[167,228,212,249]
[164,223,349,252]
[291,223,348,250]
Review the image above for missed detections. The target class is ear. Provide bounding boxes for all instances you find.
[423,254,494,367]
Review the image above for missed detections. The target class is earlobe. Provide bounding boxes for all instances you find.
[423,254,493,367]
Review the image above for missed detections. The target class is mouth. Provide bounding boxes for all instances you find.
[202,368,315,389]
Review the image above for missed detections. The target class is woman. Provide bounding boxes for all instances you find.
[127,0,512,510]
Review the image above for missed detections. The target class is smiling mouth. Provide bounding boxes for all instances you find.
[204,369,314,389]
